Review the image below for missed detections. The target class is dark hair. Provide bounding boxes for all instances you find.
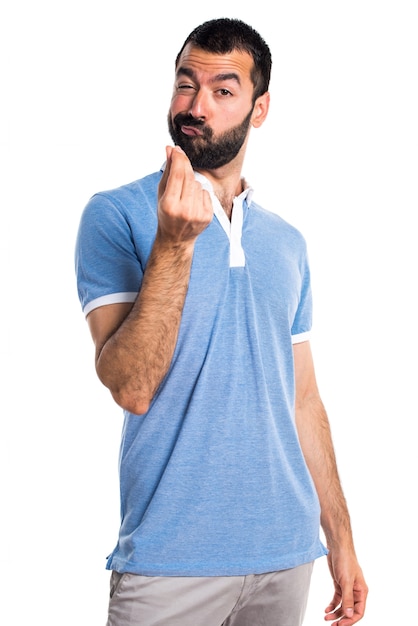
[175,18,272,102]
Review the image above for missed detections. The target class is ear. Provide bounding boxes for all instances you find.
[251,92,270,128]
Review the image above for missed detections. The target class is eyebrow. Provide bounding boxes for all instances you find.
[176,66,241,86]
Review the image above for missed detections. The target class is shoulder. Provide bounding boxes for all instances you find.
[249,201,308,252]
[84,170,162,218]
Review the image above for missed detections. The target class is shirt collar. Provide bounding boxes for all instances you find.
[160,162,254,207]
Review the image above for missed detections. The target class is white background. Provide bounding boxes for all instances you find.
[3,1,417,624]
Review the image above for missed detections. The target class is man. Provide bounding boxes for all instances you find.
[75,18,368,626]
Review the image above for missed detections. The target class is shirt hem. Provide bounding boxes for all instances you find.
[105,545,328,576]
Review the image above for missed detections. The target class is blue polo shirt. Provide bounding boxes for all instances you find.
[75,168,327,576]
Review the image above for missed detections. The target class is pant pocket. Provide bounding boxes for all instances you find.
[109,571,125,599]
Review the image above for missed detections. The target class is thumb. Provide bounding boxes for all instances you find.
[158,146,174,199]
[341,586,354,620]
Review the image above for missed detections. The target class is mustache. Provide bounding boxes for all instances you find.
[173,113,206,128]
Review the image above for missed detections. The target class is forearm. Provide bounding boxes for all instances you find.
[293,343,367,621]
[96,235,194,414]
[296,396,354,550]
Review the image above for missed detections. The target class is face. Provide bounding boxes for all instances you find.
[168,45,260,170]
[168,109,253,170]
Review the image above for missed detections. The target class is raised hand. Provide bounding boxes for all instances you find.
[157,145,213,245]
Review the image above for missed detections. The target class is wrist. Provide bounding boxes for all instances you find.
[154,229,196,256]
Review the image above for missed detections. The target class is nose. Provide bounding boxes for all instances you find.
[188,89,209,120]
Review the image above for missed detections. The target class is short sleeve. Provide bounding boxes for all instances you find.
[75,192,143,316]
[291,244,312,343]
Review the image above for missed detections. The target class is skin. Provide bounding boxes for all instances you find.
[294,341,368,624]
[86,44,368,624]
[88,144,213,415]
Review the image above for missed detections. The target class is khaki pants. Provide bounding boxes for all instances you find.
[106,562,314,626]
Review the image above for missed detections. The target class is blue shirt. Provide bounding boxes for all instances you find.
[75,168,327,575]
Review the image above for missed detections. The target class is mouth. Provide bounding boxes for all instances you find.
[181,125,204,137]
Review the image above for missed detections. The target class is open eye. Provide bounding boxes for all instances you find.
[217,88,233,96]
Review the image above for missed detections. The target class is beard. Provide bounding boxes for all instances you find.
[167,108,254,170]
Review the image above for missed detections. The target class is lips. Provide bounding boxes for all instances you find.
[181,125,204,137]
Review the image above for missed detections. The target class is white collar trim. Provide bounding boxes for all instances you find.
[193,172,252,268]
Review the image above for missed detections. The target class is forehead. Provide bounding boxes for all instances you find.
[175,44,254,83]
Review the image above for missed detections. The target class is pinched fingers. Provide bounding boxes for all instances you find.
[158,145,191,201]
[157,146,213,243]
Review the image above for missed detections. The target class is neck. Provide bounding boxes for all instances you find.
[214,186,242,218]
[196,154,245,220]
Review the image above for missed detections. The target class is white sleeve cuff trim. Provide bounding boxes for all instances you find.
[83,292,138,316]
[291,331,311,344]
